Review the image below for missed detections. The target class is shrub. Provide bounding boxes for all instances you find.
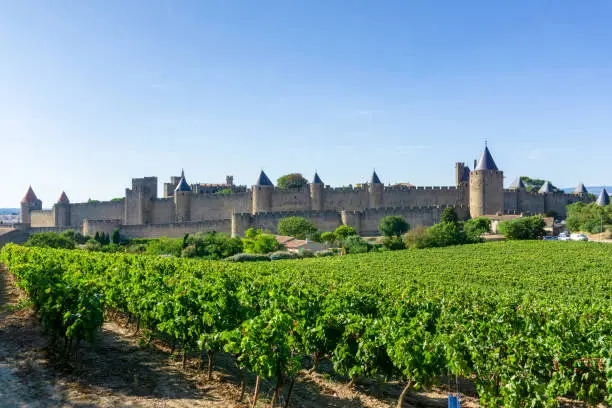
[343,235,369,254]
[297,248,314,258]
[320,231,336,246]
[225,253,270,262]
[59,229,88,245]
[243,230,281,254]
[277,217,318,239]
[498,216,546,240]
[181,244,198,258]
[25,232,75,249]
[404,226,427,248]
[382,236,405,251]
[269,251,298,261]
[463,217,491,242]
[314,249,334,257]
[334,225,357,241]
[146,237,183,257]
[441,207,459,224]
[419,222,466,248]
[84,239,102,251]
[182,232,243,259]
[378,216,410,238]
[111,228,121,245]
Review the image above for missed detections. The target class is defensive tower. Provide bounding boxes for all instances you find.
[469,144,504,217]
[174,170,192,222]
[19,186,42,224]
[53,191,71,227]
[368,170,383,209]
[310,172,324,211]
[252,170,273,213]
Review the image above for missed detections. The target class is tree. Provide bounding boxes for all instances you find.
[24,232,75,249]
[463,217,491,242]
[441,207,459,224]
[334,225,357,241]
[276,173,308,190]
[378,216,410,238]
[343,235,369,254]
[320,231,336,246]
[520,176,559,193]
[111,229,121,245]
[277,217,318,239]
[498,216,546,240]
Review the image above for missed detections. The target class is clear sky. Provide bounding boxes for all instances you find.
[1,1,611,207]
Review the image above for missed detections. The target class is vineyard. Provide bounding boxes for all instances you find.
[1,241,610,407]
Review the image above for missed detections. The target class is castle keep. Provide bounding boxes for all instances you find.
[16,145,590,239]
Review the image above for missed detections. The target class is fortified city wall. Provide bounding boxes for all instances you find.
[14,145,594,242]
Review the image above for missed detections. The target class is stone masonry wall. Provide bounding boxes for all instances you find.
[30,210,54,227]
[70,201,124,228]
[119,220,231,238]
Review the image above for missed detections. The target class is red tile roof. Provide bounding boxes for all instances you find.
[58,191,69,203]
[21,186,38,204]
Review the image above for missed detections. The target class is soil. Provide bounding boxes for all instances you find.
[0,267,589,407]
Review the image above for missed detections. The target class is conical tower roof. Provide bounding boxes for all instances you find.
[509,177,526,189]
[57,191,70,204]
[538,181,553,194]
[21,186,39,204]
[573,183,588,195]
[255,170,273,186]
[370,170,382,185]
[174,169,192,192]
[312,172,323,184]
[475,145,498,171]
[596,188,610,207]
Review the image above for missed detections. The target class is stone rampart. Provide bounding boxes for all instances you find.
[30,210,54,227]
[69,201,124,227]
[119,219,231,238]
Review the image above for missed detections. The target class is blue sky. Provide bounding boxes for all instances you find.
[1,1,611,207]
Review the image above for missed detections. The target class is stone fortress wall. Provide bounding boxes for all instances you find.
[16,145,593,240]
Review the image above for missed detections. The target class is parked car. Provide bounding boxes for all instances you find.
[543,236,558,241]
[570,233,588,241]
[558,232,571,241]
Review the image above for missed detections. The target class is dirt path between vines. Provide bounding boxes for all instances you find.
[0,266,496,407]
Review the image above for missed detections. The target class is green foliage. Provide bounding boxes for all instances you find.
[276,173,308,190]
[25,232,75,249]
[144,237,184,257]
[215,188,232,195]
[378,216,410,238]
[566,202,611,233]
[440,207,459,224]
[242,229,281,254]
[181,232,243,259]
[59,229,88,245]
[277,216,318,239]
[110,197,123,202]
[403,226,427,249]
[520,176,559,193]
[463,217,491,242]
[1,241,610,406]
[334,225,357,241]
[225,253,270,262]
[498,216,546,240]
[87,198,101,204]
[84,239,102,251]
[269,251,299,261]
[314,249,334,257]
[320,231,336,246]
[382,236,405,250]
[343,235,369,254]
[417,221,466,248]
[111,229,121,245]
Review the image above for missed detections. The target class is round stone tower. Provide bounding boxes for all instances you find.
[310,172,324,211]
[368,170,383,209]
[252,170,273,213]
[20,186,42,224]
[469,145,504,218]
[174,170,192,222]
[54,191,71,227]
